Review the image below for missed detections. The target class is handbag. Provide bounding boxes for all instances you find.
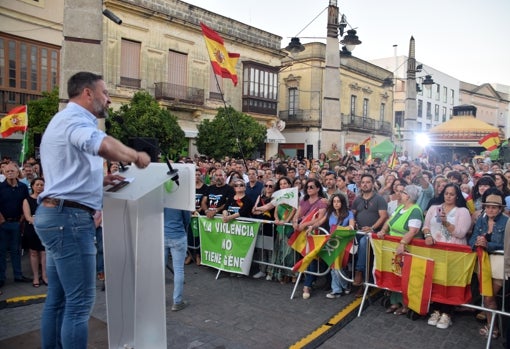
[489,253,504,280]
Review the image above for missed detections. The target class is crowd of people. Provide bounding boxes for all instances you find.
[3,140,510,342]
[179,147,510,338]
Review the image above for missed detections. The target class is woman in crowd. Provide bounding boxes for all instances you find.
[376,185,424,315]
[271,176,297,283]
[222,179,254,222]
[493,173,510,214]
[336,174,356,208]
[251,178,276,279]
[387,182,405,216]
[22,178,47,287]
[292,178,328,299]
[322,193,355,298]
[293,177,305,198]
[422,183,471,329]
[470,176,495,222]
[469,188,508,339]
[378,173,396,202]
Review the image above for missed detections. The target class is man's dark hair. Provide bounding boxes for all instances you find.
[68,72,103,99]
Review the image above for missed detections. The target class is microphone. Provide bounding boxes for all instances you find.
[112,116,179,185]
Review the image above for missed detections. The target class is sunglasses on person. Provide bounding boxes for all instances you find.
[307,185,316,190]
[234,183,245,187]
[265,184,274,188]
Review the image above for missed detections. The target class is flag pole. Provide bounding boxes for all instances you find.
[18,104,29,164]
[211,66,249,171]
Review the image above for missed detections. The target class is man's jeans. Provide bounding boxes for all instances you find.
[0,221,23,281]
[331,269,349,293]
[34,205,96,349]
[165,235,187,305]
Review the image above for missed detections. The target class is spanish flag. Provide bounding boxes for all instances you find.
[200,22,240,86]
[287,208,319,256]
[401,253,434,315]
[292,234,328,273]
[371,235,477,305]
[478,132,500,151]
[476,247,493,297]
[1,105,28,138]
[387,148,398,169]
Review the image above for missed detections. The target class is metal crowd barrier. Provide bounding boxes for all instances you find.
[354,234,509,349]
[193,215,352,299]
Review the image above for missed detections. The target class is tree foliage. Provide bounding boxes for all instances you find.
[196,106,266,159]
[26,88,59,158]
[109,91,186,160]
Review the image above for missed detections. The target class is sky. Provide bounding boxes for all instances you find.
[185,0,510,88]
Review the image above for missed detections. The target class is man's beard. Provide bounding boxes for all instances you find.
[93,99,108,119]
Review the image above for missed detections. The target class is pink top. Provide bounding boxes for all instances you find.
[423,204,471,245]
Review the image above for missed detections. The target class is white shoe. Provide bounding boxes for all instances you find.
[253,271,266,279]
[436,313,452,329]
[427,311,441,326]
[265,274,272,281]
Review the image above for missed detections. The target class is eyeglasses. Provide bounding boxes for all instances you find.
[265,184,274,188]
[234,183,245,187]
[401,191,409,195]
[307,185,316,190]
[364,199,370,209]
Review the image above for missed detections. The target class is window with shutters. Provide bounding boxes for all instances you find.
[242,61,278,115]
[120,39,141,88]
[168,50,188,100]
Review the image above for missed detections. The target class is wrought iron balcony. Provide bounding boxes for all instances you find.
[279,109,321,127]
[341,114,392,136]
[154,82,204,106]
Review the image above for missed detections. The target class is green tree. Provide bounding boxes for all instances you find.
[26,88,59,158]
[109,91,186,160]
[196,106,266,159]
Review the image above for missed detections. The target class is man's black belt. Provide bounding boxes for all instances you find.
[42,198,96,215]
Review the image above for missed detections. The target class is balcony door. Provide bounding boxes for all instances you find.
[168,50,187,100]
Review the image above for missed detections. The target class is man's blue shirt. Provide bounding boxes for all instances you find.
[39,102,106,210]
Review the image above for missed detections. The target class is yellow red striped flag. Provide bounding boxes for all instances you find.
[287,208,319,256]
[292,234,328,273]
[476,247,493,297]
[200,22,240,86]
[478,132,500,151]
[401,253,434,315]
[1,105,28,138]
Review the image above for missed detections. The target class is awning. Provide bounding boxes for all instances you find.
[266,127,286,144]
[178,120,199,138]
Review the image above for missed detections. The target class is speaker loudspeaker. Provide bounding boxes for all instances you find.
[360,144,366,160]
[128,137,159,162]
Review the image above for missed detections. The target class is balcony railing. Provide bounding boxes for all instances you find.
[154,82,204,106]
[341,114,392,135]
[279,109,320,127]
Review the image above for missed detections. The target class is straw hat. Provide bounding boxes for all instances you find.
[482,194,505,207]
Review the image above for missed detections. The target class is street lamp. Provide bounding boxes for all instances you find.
[283,0,361,156]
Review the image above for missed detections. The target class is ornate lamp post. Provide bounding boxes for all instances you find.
[285,0,361,156]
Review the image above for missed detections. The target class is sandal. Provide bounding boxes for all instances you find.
[386,304,400,314]
[479,325,499,339]
[32,283,40,288]
[394,306,408,315]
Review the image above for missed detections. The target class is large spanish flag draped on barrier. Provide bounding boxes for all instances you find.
[371,235,478,307]
[200,22,240,86]
[1,105,28,138]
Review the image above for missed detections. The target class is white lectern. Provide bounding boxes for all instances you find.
[103,163,195,349]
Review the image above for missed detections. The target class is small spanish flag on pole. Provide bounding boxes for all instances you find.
[1,105,28,138]
[200,22,240,86]
[478,132,500,151]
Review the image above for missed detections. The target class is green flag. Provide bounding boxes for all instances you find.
[318,229,357,269]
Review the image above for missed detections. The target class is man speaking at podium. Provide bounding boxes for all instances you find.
[34,72,151,349]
